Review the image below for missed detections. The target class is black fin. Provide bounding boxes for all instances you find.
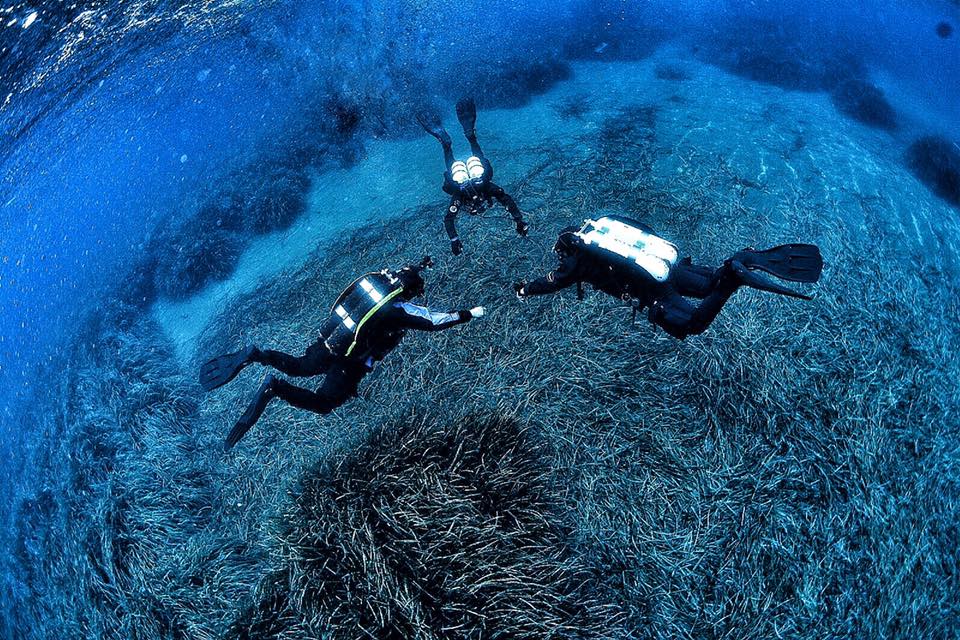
[733,244,823,283]
[224,375,275,450]
[199,347,253,392]
[415,111,451,146]
[730,261,813,300]
[455,97,477,137]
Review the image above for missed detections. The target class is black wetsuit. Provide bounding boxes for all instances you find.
[253,301,472,414]
[434,130,525,245]
[524,248,739,340]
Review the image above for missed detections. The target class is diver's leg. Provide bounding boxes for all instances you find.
[648,294,698,339]
[223,362,361,450]
[224,374,278,449]
[272,361,367,415]
[457,97,479,147]
[649,274,738,339]
[416,112,454,166]
[467,134,484,159]
[459,110,487,160]
[251,341,332,377]
[671,260,716,299]
[441,138,456,168]
[270,380,340,414]
[685,284,739,335]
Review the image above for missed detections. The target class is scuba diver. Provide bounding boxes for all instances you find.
[417,97,530,256]
[514,215,823,339]
[199,257,486,450]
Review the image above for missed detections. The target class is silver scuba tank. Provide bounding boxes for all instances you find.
[575,216,679,283]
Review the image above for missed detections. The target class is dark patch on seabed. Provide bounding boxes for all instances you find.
[698,15,866,93]
[830,79,898,132]
[907,137,960,207]
[232,414,616,638]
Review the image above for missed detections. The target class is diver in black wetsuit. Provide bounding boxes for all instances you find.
[199,257,485,449]
[418,98,529,256]
[514,216,823,339]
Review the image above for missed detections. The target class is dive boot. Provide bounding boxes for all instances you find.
[199,346,256,392]
[415,111,452,147]
[456,97,477,139]
[224,374,276,450]
[731,244,823,283]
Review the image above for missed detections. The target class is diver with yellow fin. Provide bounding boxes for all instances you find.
[417,97,529,255]
[514,215,823,339]
[199,257,485,449]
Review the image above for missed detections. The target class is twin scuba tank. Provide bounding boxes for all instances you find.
[320,270,406,358]
[451,157,485,188]
[573,216,679,285]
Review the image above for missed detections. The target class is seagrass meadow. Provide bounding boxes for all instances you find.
[5,54,960,639]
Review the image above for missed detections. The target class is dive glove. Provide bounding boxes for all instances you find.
[513,281,527,300]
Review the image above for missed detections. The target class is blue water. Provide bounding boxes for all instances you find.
[2,0,960,636]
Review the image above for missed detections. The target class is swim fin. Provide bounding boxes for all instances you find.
[732,244,823,283]
[730,261,813,300]
[415,111,452,147]
[224,375,276,450]
[199,346,255,392]
[456,97,477,138]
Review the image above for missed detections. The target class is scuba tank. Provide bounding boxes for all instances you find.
[319,257,432,358]
[466,156,485,180]
[450,160,469,185]
[574,215,679,285]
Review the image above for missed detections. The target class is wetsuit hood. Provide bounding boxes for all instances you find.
[392,255,433,300]
[554,226,581,256]
[395,268,425,300]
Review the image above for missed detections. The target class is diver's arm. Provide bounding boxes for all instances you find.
[444,197,464,254]
[443,198,461,241]
[519,255,580,297]
[488,183,523,220]
[390,301,480,332]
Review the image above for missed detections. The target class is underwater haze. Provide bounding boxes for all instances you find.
[2,0,960,637]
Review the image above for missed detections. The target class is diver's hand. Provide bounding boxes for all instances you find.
[513,281,528,301]
[451,239,463,256]
[469,306,485,319]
